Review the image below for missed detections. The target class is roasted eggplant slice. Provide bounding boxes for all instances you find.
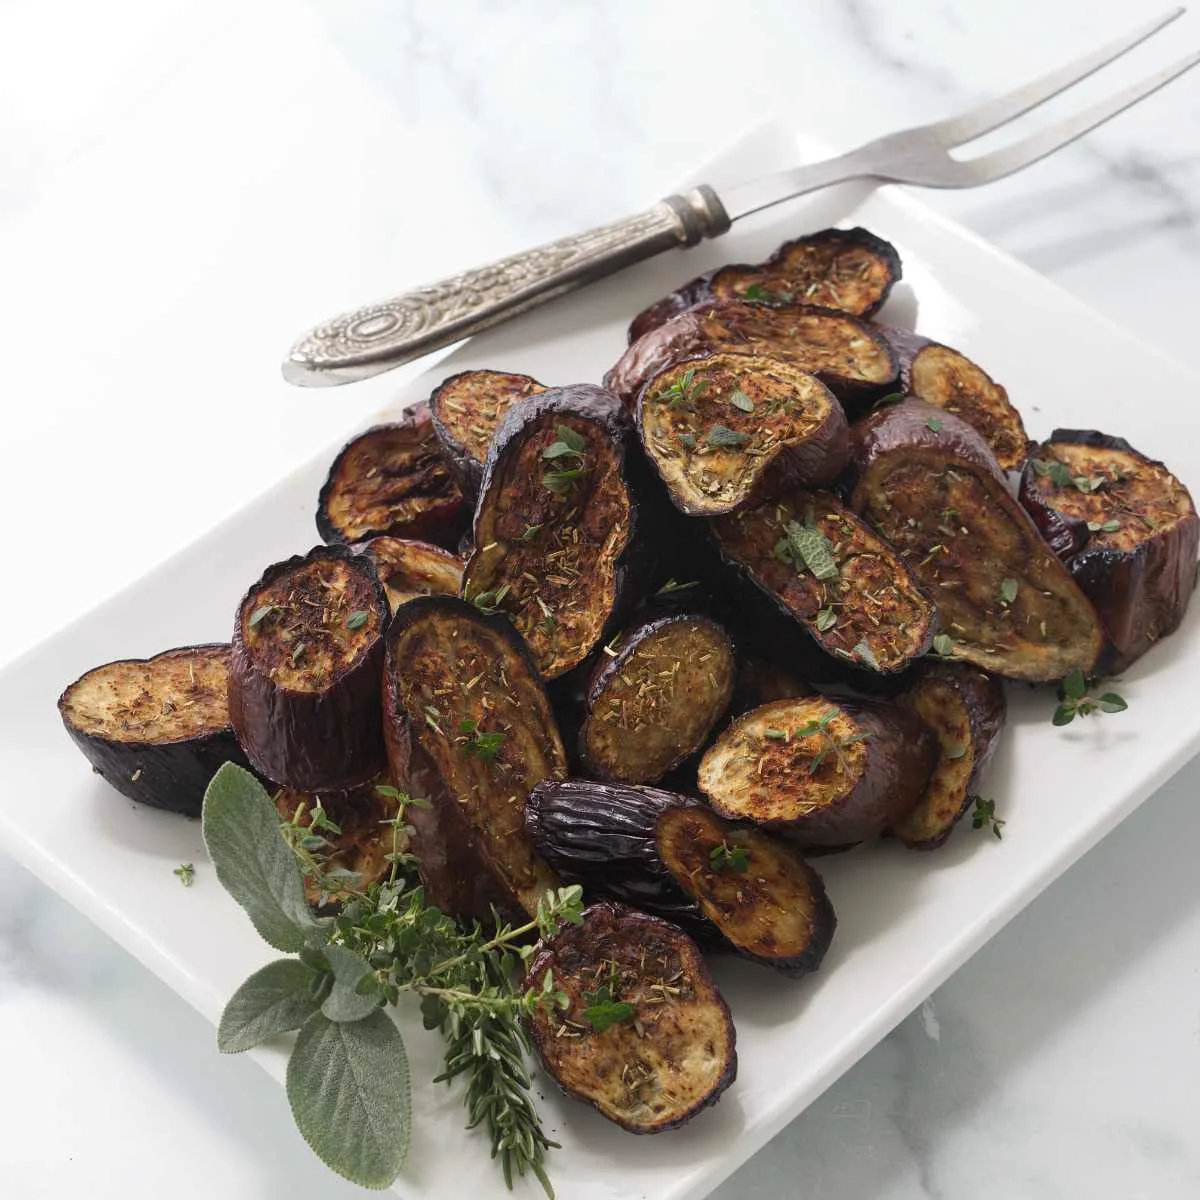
[628,227,902,342]
[711,487,935,674]
[527,781,835,975]
[461,385,641,679]
[579,613,735,783]
[316,401,469,550]
[229,545,388,792]
[892,664,1006,850]
[697,695,937,848]
[354,536,463,615]
[850,400,1104,681]
[58,644,250,816]
[428,368,547,496]
[525,901,736,1133]
[607,300,899,414]
[636,352,849,515]
[1019,430,1200,672]
[381,596,564,922]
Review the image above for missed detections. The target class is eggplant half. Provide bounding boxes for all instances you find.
[877,330,1030,471]
[316,401,469,550]
[698,695,937,849]
[527,780,835,976]
[636,352,849,515]
[525,901,736,1133]
[711,487,936,675]
[382,595,564,923]
[891,663,1006,849]
[428,368,547,496]
[850,400,1104,682]
[606,300,899,415]
[58,644,251,816]
[628,227,902,342]
[579,613,735,783]
[354,536,463,615]
[461,384,642,680]
[1019,429,1200,673]
[228,544,388,792]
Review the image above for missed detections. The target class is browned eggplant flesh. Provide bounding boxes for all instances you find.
[316,402,468,549]
[637,353,849,515]
[382,596,564,921]
[229,545,388,792]
[711,488,935,674]
[525,901,736,1132]
[58,644,249,816]
[698,695,937,848]
[850,401,1104,681]
[892,664,1006,850]
[580,614,735,783]
[355,536,463,614]
[1019,430,1200,672]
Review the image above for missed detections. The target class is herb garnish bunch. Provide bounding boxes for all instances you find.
[202,762,583,1195]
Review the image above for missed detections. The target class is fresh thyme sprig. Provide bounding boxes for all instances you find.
[971,796,1005,839]
[1052,668,1128,726]
[660,366,708,409]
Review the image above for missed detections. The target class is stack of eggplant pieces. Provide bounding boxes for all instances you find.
[58,228,1199,1137]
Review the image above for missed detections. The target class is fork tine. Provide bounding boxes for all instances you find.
[960,49,1200,185]
[930,7,1185,148]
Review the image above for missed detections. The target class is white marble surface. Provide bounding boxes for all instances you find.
[2,1,1200,1196]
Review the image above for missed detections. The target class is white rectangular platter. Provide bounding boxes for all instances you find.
[3,122,1200,1200]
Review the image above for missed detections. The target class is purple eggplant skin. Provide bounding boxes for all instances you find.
[58,644,253,817]
[1019,429,1200,673]
[229,545,388,792]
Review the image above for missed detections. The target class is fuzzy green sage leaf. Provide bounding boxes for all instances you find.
[218,958,322,1053]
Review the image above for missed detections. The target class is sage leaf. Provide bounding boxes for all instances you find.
[785,519,839,581]
[321,944,383,1023]
[287,1010,411,1188]
[705,424,751,448]
[218,959,321,1053]
[201,762,323,952]
[729,388,755,413]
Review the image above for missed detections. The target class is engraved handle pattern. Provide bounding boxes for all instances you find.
[283,186,730,386]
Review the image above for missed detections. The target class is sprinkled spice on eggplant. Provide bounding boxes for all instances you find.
[629,227,902,342]
[1019,429,1200,672]
[637,352,849,516]
[711,487,935,674]
[579,613,735,783]
[462,385,642,679]
[698,695,937,849]
[382,596,564,923]
[354,535,463,615]
[892,663,1006,850]
[527,780,835,975]
[429,368,547,496]
[525,901,736,1133]
[850,400,1104,682]
[316,401,469,550]
[228,545,388,792]
[58,644,251,816]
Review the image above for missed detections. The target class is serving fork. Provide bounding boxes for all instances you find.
[284,9,1200,387]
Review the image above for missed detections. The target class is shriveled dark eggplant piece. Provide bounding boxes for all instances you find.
[525,901,736,1133]
[637,352,848,515]
[58,644,250,816]
[527,781,835,975]
[892,663,1006,850]
[428,368,547,496]
[698,695,937,848]
[607,300,899,414]
[1019,430,1200,673]
[730,652,814,714]
[711,487,935,674]
[579,613,734,783]
[382,596,564,922]
[628,227,902,342]
[229,545,388,792]
[354,536,462,615]
[850,400,1104,681]
[316,401,469,550]
[462,385,641,680]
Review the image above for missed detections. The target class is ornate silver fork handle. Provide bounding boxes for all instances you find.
[283,9,1198,387]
